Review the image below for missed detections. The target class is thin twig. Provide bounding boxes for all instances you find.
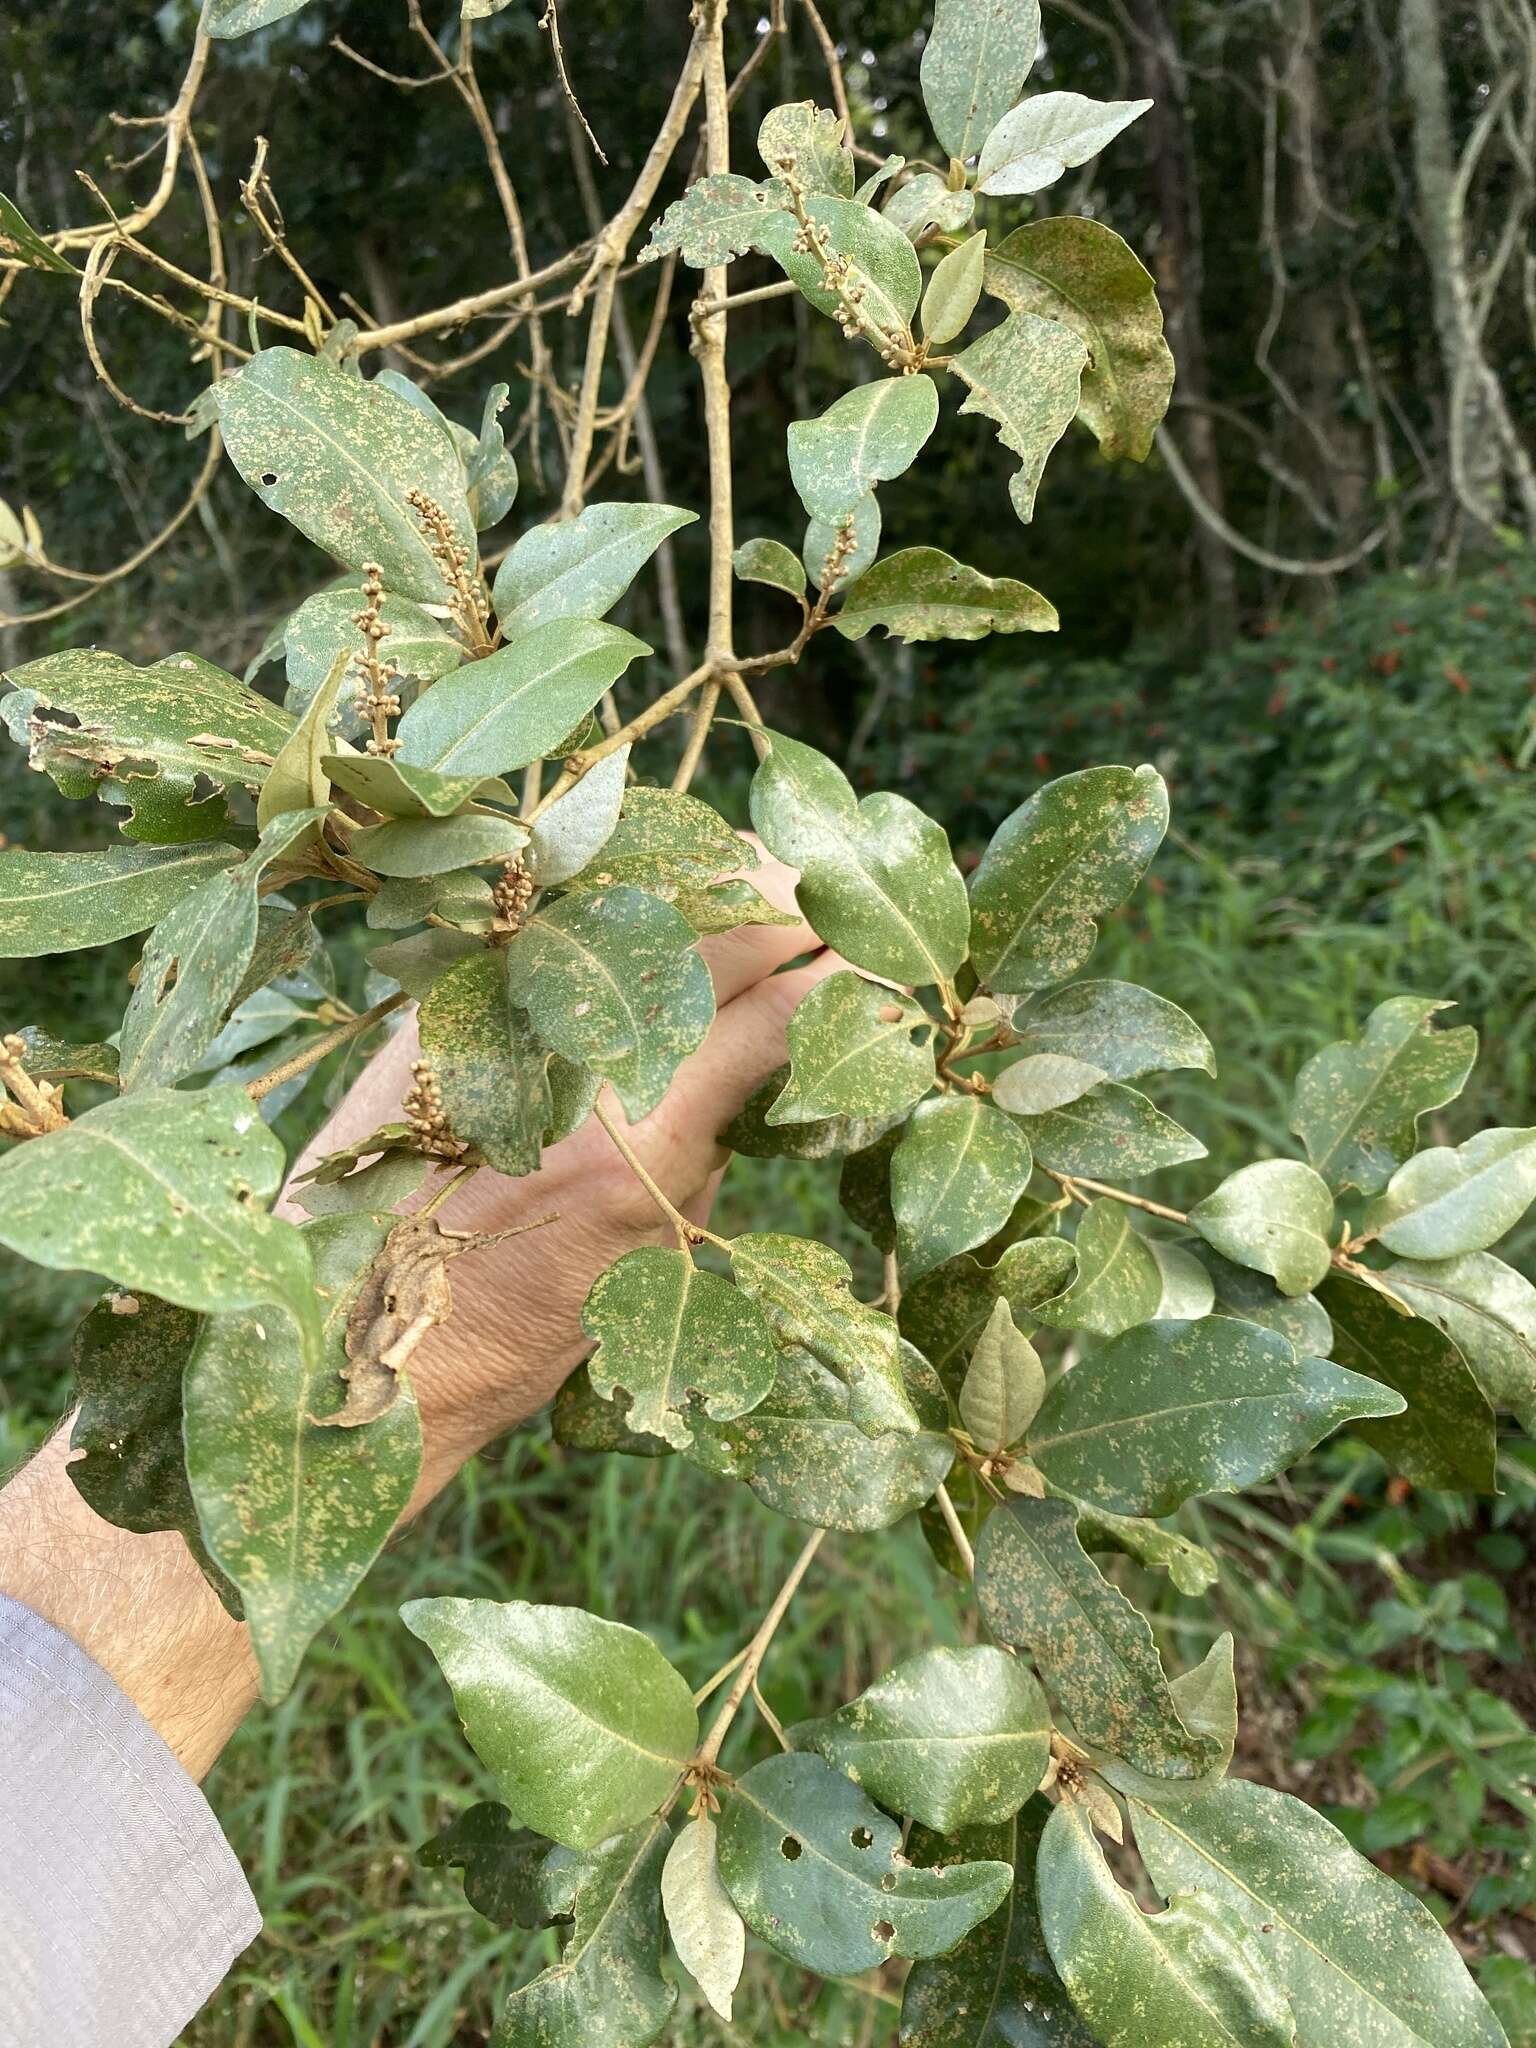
[934,1482,976,1577]
[592,1096,727,1251]
[695,1528,827,1769]
[246,991,409,1103]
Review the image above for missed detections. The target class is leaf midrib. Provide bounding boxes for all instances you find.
[1130,1799,1448,2046]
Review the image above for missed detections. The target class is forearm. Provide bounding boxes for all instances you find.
[0,1428,259,1780]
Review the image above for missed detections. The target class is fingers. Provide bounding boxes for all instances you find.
[612,947,848,1197]
[693,849,817,1007]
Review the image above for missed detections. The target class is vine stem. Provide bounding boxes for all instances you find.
[1043,1167,1190,1227]
[933,1482,976,1578]
[245,990,408,1102]
[1045,1163,1384,1275]
[695,1527,826,1769]
[591,1097,728,1252]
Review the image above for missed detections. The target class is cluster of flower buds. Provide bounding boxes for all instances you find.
[491,854,535,934]
[402,1059,469,1160]
[407,487,491,643]
[352,563,403,756]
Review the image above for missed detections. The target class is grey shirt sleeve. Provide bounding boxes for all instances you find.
[0,1592,260,2048]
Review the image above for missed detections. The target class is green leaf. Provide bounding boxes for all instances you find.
[527,747,630,887]
[418,1803,546,1929]
[284,586,461,721]
[503,885,713,1121]
[661,1815,745,2024]
[717,1752,1012,1974]
[884,174,977,241]
[497,1817,675,2048]
[1028,1315,1404,1515]
[0,1083,316,1343]
[1014,978,1215,1081]
[788,377,939,524]
[839,1128,900,1252]
[0,189,76,272]
[969,765,1168,993]
[561,783,746,891]
[118,810,326,1091]
[1038,1798,1293,2048]
[367,870,496,932]
[350,810,529,877]
[770,971,937,1125]
[671,878,798,936]
[901,1239,1077,1390]
[992,1053,1109,1115]
[323,753,512,820]
[722,1062,906,1161]
[401,1598,698,1851]
[207,0,315,33]
[185,1211,423,1701]
[1317,1272,1497,1493]
[960,1296,1046,1452]
[814,1646,1050,1831]
[731,1231,918,1437]
[689,1345,954,1530]
[11,1029,120,1088]
[582,1246,778,1449]
[4,646,294,843]
[977,93,1152,197]
[950,312,1088,523]
[1032,1199,1159,1336]
[899,1800,1096,2048]
[894,1095,1035,1280]
[0,843,240,958]
[1014,1083,1206,1179]
[1191,1242,1334,1354]
[417,951,550,1176]
[974,1496,1217,1777]
[758,100,854,196]
[395,619,649,777]
[465,382,518,529]
[1147,1237,1216,1319]
[921,0,1041,161]
[259,652,347,828]
[1078,1510,1221,1600]
[368,927,482,998]
[291,1149,427,1218]
[767,196,924,332]
[923,229,988,346]
[1127,1777,1507,2048]
[491,503,696,641]
[1365,1127,1536,1259]
[640,171,793,268]
[733,537,808,599]
[750,731,969,985]
[1385,1251,1536,1433]
[67,1292,237,1613]
[805,490,882,591]
[1291,996,1478,1196]
[1190,1159,1337,1297]
[832,546,1057,643]
[218,350,475,600]
[984,218,1174,462]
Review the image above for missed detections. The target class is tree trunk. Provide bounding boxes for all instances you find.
[1133,0,1239,644]
[1399,0,1506,525]
[1276,0,1371,530]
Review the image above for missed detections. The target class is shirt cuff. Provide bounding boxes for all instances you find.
[0,1591,261,2048]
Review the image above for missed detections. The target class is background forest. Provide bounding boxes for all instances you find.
[3,1,1536,2042]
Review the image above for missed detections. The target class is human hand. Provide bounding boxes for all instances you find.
[285,851,838,1506]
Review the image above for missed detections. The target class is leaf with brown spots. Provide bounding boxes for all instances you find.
[974,1496,1220,1779]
